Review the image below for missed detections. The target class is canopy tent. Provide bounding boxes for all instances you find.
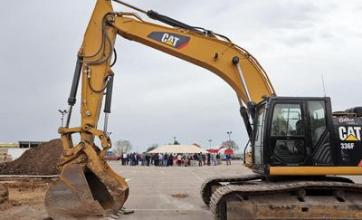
[218,147,234,155]
[207,147,234,155]
[148,145,208,154]
[206,149,219,154]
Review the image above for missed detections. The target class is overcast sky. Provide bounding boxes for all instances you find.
[0,0,362,152]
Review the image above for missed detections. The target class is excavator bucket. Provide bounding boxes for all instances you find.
[45,163,128,219]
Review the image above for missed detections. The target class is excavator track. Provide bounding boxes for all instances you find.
[200,173,263,206]
[210,179,362,220]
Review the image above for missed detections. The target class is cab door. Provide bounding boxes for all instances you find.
[267,102,307,165]
[306,99,334,165]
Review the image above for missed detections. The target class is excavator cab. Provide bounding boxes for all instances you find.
[205,97,362,220]
[250,96,362,176]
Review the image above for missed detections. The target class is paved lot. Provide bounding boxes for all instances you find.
[109,160,250,220]
[1,160,361,220]
[110,161,362,220]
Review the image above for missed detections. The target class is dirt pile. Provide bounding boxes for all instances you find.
[0,139,63,175]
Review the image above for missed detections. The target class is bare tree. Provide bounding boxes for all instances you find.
[113,140,132,156]
[146,144,158,152]
[221,140,239,150]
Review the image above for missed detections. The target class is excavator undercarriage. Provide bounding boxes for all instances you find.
[202,175,362,220]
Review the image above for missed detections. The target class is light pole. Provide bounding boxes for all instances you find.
[208,139,212,149]
[58,109,68,127]
[226,131,232,142]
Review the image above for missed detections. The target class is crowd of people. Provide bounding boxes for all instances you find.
[120,152,232,167]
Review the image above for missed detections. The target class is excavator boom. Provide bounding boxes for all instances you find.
[45,0,274,219]
[111,13,275,105]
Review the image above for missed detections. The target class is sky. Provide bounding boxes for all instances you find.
[0,0,362,152]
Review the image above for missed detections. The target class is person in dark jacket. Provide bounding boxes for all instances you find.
[168,154,174,166]
[198,152,203,166]
[145,154,150,166]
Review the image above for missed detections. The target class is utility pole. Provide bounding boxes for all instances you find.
[208,139,212,149]
[226,131,232,142]
[58,109,68,127]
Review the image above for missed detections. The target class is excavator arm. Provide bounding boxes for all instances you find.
[45,0,275,219]
[110,13,275,104]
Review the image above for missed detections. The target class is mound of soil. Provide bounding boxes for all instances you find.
[0,139,63,175]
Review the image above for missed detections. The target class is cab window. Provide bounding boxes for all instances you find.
[271,104,304,136]
[253,106,265,164]
[308,101,326,147]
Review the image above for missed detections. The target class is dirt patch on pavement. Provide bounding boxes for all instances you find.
[0,139,62,175]
[0,183,9,208]
[0,180,51,219]
[171,193,189,198]
[3,180,50,206]
[0,180,51,210]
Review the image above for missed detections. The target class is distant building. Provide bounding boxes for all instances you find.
[0,142,18,161]
[0,141,45,161]
[18,141,45,148]
[0,142,19,148]
[0,141,45,149]
[0,142,19,155]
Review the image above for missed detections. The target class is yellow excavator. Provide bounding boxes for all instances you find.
[44,0,362,219]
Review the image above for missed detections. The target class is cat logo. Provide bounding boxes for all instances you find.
[161,33,180,47]
[148,32,190,49]
[339,126,361,141]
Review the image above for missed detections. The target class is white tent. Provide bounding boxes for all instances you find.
[149,144,208,154]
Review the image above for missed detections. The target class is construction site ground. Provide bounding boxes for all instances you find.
[1,160,361,220]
